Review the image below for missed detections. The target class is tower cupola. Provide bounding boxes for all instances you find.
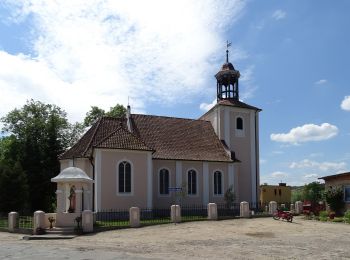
[215,42,240,101]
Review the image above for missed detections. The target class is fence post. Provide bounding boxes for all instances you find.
[207,203,217,220]
[82,210,93,233]
[281,203,286,210]
[240,201,250,218]
[8,212,18,232]
[269,201,277,214]
[295,201,303,214]
[33,211,45,234]
[290,203,295,213]
[171,205,181,223]
[129,207,140,228]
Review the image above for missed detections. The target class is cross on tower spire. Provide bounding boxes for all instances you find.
[226,40,232,63]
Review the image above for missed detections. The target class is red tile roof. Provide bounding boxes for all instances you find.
[318,172,350,180]
[216,99,261,111]
[59,114,232,162]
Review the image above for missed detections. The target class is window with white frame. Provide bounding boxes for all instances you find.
[344,185,350,202]
[159,168,169,195]
[188,170,197,195]
[214,171,223,195]
[118,161,131,193]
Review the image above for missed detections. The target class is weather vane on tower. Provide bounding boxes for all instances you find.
[226,40,232,63]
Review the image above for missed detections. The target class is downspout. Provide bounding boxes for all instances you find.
[89,155,95,212]
[255,110,259,205]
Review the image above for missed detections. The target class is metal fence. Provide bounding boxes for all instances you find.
[18,215,33,230]
[0,215,8,231]
[94,209,129,230]
[181,204,207,222]
[217,203,240,219]
[140,208,171,226]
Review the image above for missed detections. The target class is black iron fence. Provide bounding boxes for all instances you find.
[94,209,129,230]
[181,204,207,222]
[217,203,240,219]
[18,215,33,230]
[0,215,8,231]
[140,208,171,226]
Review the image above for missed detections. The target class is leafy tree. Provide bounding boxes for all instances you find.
[1,100,72,211]
[0,162,29,213]
[302,182,324,203]
[324,187,345,215]
[83,106,105,127]
[106,104,126,117]
[83,104,126,127]
[291,187,304,203]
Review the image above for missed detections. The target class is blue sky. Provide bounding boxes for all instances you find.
[0,0,349,186]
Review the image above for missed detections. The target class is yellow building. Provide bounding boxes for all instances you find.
[260,183,291,204]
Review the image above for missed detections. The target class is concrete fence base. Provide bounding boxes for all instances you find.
[8,212,18,232]
[240,201,250,218]
[129,207,140,228]
[207,203,218,220]
[171,205,181,223]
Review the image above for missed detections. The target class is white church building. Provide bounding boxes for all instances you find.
[53,50,261,213]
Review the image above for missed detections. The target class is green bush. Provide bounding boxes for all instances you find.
[344,210,350,224]
[331,217,344,223]
[319,211,328,221]
[324,188,345,215]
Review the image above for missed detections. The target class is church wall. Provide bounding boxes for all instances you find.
[228,108,254,203]
[98,149,149,209]
[59,158,93,196]
[181,161,203,205]
[60,159,70,171]
[208,162,228,204]
[152,160,177,208]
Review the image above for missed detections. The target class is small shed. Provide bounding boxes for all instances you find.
[319,172,350,211]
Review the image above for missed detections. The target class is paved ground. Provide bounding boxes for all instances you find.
[0,216,350,260]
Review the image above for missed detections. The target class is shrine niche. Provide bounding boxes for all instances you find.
[51,167,94,227]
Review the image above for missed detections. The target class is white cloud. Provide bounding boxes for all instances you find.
[270,123,338,144]
[260,158,267,164]
[0,0,247,122]
[341,96,350,111]
[199,99,216,112]
[272,10,286,20]
[271,171,288,178]
[315,79,327,85]
[289,159,347,172]
[240,65,258,101]
[304,173,318,179]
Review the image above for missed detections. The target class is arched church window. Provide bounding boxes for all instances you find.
[118,161,131,193]
[236,117,243,130]
[187,170,197,195]
[214,171,223,195]
[159,168,169,195]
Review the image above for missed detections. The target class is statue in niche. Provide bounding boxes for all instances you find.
[68,185,76,213]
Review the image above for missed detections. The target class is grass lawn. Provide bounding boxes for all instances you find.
[95,215,208,229]
[0,218,8,229]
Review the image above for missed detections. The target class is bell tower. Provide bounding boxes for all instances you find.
[200,42,261,204]
[215,42,240,101]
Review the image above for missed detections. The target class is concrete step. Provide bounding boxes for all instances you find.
[23,234,76,240]
[45,227,76,235]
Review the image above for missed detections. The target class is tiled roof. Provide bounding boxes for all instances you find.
[216,99,261,111]
[131,114,232,162]
[60,114,232,162]
[94,126,152,151]
[318,172,350,180]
